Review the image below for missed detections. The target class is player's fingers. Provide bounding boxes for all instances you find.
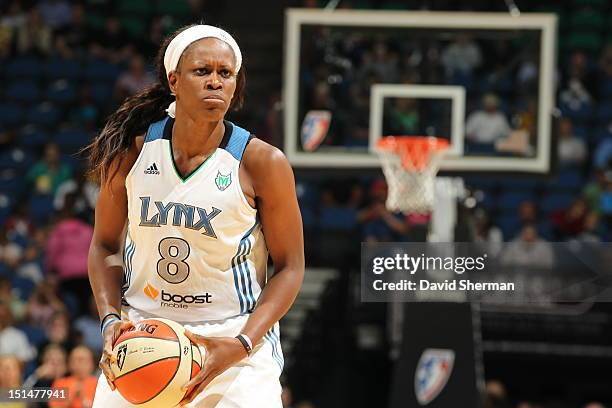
[98,353,116,390]
[184,330,211,347]
[180,371,216,406]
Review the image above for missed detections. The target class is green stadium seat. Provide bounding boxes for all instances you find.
[570,10,605,30]
[86,13,105,31]
[565,31,604,53]
[156,1,191,18]
[571,0,609,9]
[118,0,151,16]
[120,17,147,39]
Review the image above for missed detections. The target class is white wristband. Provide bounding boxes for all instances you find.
[101,316,120,335]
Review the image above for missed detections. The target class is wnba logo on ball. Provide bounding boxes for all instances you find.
[415,348,455,405]
[117,344,127,371]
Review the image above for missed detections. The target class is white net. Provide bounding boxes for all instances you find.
[376,137,448,213]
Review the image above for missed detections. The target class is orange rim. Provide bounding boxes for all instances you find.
[376,136,449,170]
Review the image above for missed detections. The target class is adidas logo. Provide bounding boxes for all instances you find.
[144,163,160,175]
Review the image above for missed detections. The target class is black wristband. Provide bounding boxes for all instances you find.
[100,312,121,331]
[235,334,252,356]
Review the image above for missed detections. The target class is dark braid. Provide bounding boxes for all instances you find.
[83,24,246,184]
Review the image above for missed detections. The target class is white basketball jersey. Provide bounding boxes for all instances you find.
[122,117,268,322]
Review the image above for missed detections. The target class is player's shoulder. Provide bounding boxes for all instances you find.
[243,137,289,171]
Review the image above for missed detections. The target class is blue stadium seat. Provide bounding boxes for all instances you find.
[0,103,25,127]
[18,126,49,150]
[16,323,46,348]
[299,203,316,230]
[572,125,588,140]
[496,191,535,211]
[27,103,61,128]
[84,59,120,81]
[497,178,540,190]
[46,80,77,104]
[464,176,498,190]
[90,83,114,105]
[496,213,521,240]
[5,82,41,103]
[319,207,357,230]
[28,194,55,224]
[600,77,612,100]
[560,101,593,122]
[0,173,22,196]
[11,276,35,301]
[592,126,612,143]
[44,58,82,81]
[0,193,13,225]
[548,168,583,191]
[0,148,35,172]
[5,57,41,80]
[296,182,319,208]
[595,103,612,124]
[540,192,575,213]
[53,128,91,154]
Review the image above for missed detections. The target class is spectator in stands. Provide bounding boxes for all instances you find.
[90,16,132,63]
[441,34,482,78]
[583,170,610,213]
[0,301,35,363]
[69,85,99,130]
[0,355,26,408]
[557,118,586,167]
[16,227,47,284]
[0,276,25,322]
[16,7,52,56]
[26,277,66,328]
[115,54,155,101]
[359,179,411,242]
[500,224,554,269]
[46,193,93,316]
[518,200,538,226]
[23,343,67,389]
[551,198,588,240]
[466,93,511,144]
[0,225,24,269]
[74,297,102,354]
[50,346,97,408]
[54,171,99,220]
[37,0,71,30]
[358,40,399,82]
[593,137,612,170]
[41,311,75,355]
[26,143,72,196]
[575,212,603,242]
[387,98,419,135]
[54,3,90,59]
[471,209,503,255]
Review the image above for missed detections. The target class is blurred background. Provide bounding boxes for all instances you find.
[0,0,610,408]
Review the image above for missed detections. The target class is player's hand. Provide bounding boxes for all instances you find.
[179,331,248,406]
[99,319,134,391]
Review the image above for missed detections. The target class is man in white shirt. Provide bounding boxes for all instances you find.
[0,301,35,362]
[466,93,511,144]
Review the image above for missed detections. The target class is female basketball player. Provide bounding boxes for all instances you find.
[85,25,304,407]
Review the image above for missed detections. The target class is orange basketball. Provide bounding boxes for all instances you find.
[110,318,203,407]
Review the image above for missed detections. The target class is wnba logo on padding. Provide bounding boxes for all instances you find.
[415,348,455,405]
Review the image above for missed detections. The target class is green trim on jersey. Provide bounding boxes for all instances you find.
[168,140,217,183]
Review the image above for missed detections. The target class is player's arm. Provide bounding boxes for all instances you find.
[239,140,305,343]
[181,140,304,405]
[88,136,143,389]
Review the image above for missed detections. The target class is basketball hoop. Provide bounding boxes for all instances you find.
[375,136,450,213]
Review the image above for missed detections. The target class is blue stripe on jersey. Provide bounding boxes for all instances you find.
[264,330,284,370]
[224,123,251,161]
[144,117,169,143]
[122,241,134,289]
[231,219,261,314]
[231,242,247,314]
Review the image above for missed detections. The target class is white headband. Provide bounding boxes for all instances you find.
[163,25,242,118]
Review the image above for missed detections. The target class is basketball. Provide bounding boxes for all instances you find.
[109,318,203,407]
